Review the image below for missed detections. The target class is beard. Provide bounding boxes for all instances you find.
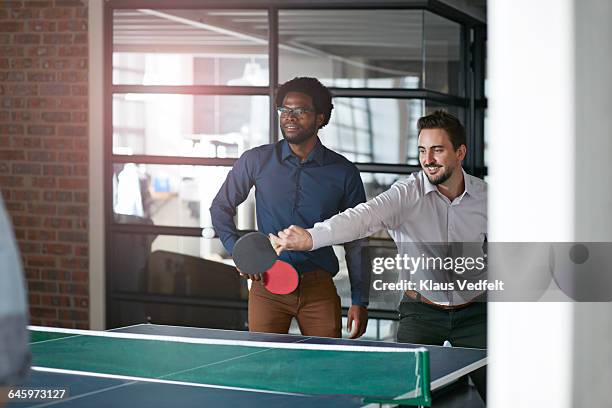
[281,121,318,145]
[424,166,454,185]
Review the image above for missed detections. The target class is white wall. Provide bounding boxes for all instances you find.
[489,0,612,406]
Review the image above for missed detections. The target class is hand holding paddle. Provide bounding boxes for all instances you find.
[232,232,298,295]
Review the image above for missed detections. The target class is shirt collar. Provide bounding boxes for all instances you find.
[461,168,472,197]
[422,170,439,195]
[422,167,471,197]
[281,137,325,165]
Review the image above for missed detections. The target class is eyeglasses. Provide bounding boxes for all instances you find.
[277,107,315,118]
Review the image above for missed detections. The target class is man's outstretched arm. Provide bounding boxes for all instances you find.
[273,182,404,252]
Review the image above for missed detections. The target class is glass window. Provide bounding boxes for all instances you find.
[113,9,269,86]
[423,12,462,95]
[113,94,269,157]
[357,171,409,240]
[279,10,423,89]
[110,299,248,331]
[361,172,410,201]
[319,97,423,165]
[321,99,464,166]
[108,233,246,293]
[424,101,464,122]
[105,4,479,323]
[112,164,256,230]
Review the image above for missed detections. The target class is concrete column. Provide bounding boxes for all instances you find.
[572,1,612,406]
[88,0,105,330]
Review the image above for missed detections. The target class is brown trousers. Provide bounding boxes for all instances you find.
[248,269,342,338]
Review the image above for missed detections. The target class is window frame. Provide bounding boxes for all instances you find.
[104,0,487,327]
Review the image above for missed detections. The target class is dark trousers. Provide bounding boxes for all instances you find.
[397,300,487,401]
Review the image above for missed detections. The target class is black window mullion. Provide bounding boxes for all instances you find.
[111,87,466,106]
[109,223,257,238]
[110,156,422,175]
[463,26,475,175]
[269,7,279,144]
[356,163,421,175]
[330,88,468,107]
[111,85,269,96]
[111,155,237,167]
[471,24,487,178]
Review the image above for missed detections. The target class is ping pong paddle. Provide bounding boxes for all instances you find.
[233,232,277,274]
[263,260,299,295]
[232,232,299,294]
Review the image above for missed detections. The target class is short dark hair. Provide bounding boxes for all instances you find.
[275,77,334,129]
[417,110,466,150]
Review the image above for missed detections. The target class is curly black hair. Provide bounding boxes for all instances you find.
[417,110,466,150]
[275,77,334,129]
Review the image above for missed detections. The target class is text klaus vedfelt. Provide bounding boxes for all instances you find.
[371,254,505,292]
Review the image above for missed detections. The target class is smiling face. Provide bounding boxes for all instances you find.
[418,128,466,185]
[279,92,324,145]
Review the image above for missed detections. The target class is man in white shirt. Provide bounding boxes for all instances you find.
[272,110,487,399]
[0,197,30,407]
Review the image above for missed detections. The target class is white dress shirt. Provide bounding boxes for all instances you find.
[309,169,487,305]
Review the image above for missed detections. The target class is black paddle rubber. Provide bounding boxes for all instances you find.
[232,232,277,274]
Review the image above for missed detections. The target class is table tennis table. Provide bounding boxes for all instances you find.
[8,324,486,407]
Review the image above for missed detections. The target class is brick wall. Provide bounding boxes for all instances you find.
[0,0,89,328]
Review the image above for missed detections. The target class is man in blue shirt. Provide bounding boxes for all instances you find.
[210,77,369,338]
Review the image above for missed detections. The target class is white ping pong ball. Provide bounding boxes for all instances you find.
[201,228,215,239]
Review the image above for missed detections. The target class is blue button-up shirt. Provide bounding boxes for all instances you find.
[210,138,369,305]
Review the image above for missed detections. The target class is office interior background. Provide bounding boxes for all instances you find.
[103,1,486,336]
[1,0,610,406]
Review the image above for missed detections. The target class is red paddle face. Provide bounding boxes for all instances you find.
[263,260,299,295]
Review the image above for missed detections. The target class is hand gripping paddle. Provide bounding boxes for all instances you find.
[232,232,298,295]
